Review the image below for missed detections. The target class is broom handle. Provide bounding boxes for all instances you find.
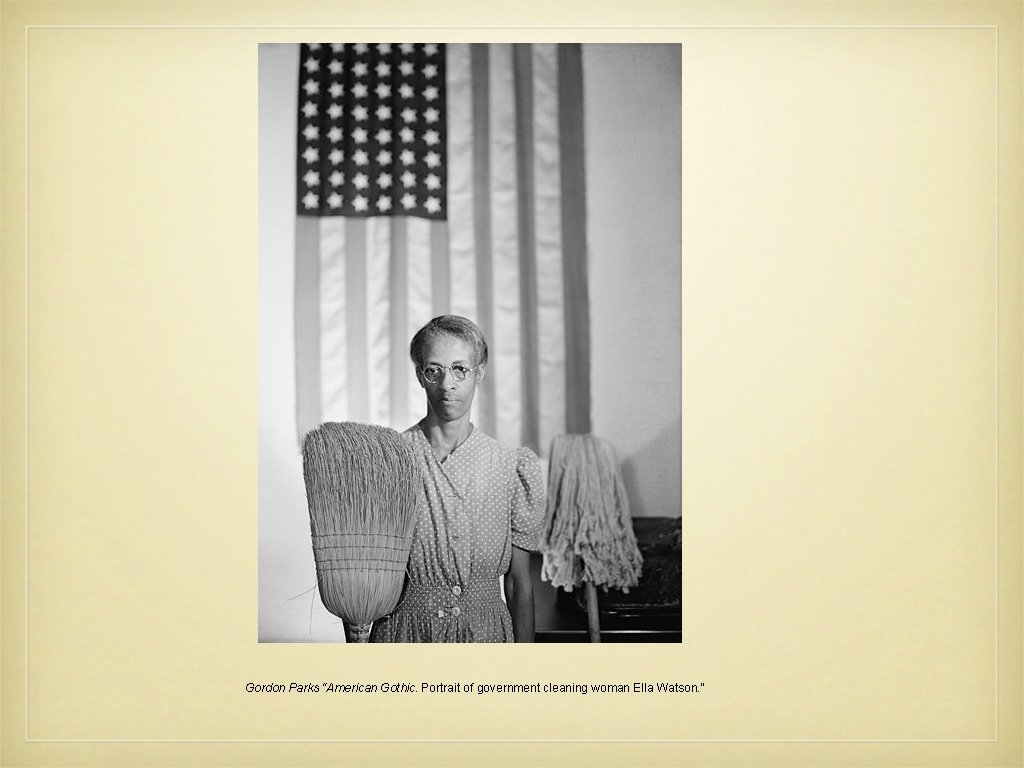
[585,582,601,643]
[345,622,372,643]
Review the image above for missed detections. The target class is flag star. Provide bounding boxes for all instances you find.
[398,83,414,99]
[375,62,391,77]
[353,105,369,121]
[302,101,318,118]
[424,107,439,123]
[399,126,415,143]
[353,194,368,211]
[302,79,319,95]
[308,43,322,51]
[352,82,369,98]
[353,149,369,165]
[353,172,369,189]
[375,83,392,99]
[424,151,441,168]
[329,148,344,164]
[378,172,393,188]
[329,82,343,98]
[328,126,342,142]
[328,192,342,208]
[401,192,417,209]
[302,124,320,141]
[328,59,343,75]
[302,146,319,164]
[423,129,440,146]
[399,61,415,76]
[376,150,393,165]
[375,128,392,144]
[330,171,344,186]
[401,170,417,188]
[353,61,369,77]
[352,127,368,143]
[400,43,415,54]
[400,149,416,165]
[376,195,392,212]
[330,43,344,53]
[354,43,368,54]
[423,64,438,79]
[401,107,417,123]
[423,85,439,101]
[424,196,441,213]
[375,105,392,120]
[424,43,438,56]
[303,170,320,186]
[377,43,392,54]
[304,58,320,73]
[302,191,319,209]
[328,103,342,120]
[425,173,441,190]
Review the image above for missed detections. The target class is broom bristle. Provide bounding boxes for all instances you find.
[301,422,420,626]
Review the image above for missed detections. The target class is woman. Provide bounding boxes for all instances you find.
[370,315,544,642]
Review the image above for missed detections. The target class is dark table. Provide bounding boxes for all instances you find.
[531,551,682,643]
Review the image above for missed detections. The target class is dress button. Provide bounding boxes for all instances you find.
[451,606,461,617]
[437,609,445,618]
[452,585,462,596]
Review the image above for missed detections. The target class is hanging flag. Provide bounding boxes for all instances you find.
[294,42,590,454]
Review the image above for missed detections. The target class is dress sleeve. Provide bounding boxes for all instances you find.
[511,447,546,551]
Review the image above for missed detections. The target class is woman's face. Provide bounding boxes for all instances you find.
[417,333,483,424]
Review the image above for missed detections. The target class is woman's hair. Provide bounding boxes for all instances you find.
[409,315,489,369]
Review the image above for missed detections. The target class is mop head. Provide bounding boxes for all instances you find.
[541,434,643,592]
[302,422,420,630]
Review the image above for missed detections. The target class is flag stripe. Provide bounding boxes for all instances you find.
[319,217,348,422]
[407,215,433,425]
[366,216,392,424]
[431,221,450,315]
[389,216,408,429]
[513,43,540,453]
[558,43,591,434]
[470,43,497,437]
[446,44,477,324]
[489,44,523,449]
[531,43,566,457]
[295,216,322,441]
[344,217,370,421]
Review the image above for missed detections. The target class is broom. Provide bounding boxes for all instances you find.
[301,422,420,643]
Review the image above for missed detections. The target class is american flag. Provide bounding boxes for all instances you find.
[296,42,447,220]
[294,43,591,455]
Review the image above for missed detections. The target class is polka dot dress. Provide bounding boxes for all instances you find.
[370,424,545,643]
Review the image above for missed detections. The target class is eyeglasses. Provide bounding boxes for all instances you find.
[419,363,482,383]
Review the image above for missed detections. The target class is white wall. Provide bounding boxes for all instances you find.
[258,44,681,641]
[259,44,345,641]
[584,45,682,519]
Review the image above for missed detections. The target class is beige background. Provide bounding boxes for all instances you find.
[2,1,1021,767]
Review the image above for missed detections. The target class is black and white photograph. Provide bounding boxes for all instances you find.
[259,42,682,643]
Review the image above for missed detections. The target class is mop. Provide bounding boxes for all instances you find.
[541,434,643,642]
